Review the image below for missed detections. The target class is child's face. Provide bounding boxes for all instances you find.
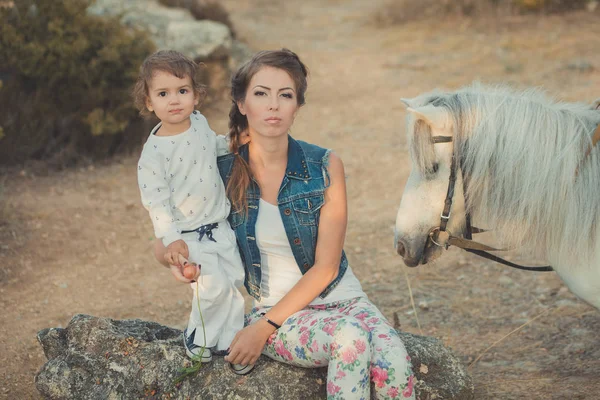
[145,70,198,134]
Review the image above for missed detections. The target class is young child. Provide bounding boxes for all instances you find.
[133,50,251,375]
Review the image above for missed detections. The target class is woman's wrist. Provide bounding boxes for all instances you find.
[257,316,279,335]
[261,315,281,330]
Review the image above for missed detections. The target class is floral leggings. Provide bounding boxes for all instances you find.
[247,297,415,400]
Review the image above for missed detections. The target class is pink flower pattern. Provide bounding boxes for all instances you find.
[322,321,338,336]
[372,366,389,388]
[247,297,415,399]
[388,386,399,398]
[355,339,367,354]
[274,339,293,361]
[402,375,414,398]
[327,381,341,395]
[341,347,358,364]
[310,339,319,353]
[299,331,310,346]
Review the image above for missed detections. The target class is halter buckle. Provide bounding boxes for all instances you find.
[428,227,451,249]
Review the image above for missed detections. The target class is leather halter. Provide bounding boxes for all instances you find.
[427,135,553,272]
[426,104,599,271]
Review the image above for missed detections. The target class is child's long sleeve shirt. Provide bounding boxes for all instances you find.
[137,111,231,246]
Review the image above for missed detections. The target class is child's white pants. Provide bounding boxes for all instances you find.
[184,221,245,351]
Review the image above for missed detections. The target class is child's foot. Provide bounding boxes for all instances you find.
[230,363,254,375]
[183,328,212,362]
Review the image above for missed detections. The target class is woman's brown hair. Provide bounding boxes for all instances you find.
[227,48,309,213]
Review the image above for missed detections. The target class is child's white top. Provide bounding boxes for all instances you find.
[254,198,367,307]
[138,111,230,246]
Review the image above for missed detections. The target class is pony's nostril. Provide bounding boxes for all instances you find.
[397,240,407,258]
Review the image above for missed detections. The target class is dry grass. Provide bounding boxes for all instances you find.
[373,0,594,25]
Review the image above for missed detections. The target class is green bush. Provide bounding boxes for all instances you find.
[0,0,155,166]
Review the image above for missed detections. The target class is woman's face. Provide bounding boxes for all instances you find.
[238,66,300,139]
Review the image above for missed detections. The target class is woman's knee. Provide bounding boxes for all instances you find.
[327,317,372,357]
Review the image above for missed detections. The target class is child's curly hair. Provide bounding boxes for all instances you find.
[132,50,207,116]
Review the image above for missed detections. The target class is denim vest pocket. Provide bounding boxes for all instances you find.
[292,194,324,226]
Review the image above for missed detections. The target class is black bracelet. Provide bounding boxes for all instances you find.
[261,315,281,330]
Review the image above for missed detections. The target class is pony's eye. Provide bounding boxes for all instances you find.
[431,163,439,174]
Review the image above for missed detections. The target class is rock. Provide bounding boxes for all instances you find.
[35,314,474,399]
[87,0,253,96]
[230,40,255,69]
[397,332,473,400]
[37,328,67,360]
[166,20,231,61]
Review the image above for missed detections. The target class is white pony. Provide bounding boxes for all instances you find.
[394,83,600,309]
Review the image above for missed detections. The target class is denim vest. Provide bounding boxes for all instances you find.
[217,135,348,301]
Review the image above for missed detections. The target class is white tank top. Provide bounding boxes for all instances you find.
[254,198,366,307]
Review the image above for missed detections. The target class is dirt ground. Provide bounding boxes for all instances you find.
[1,1,599,399]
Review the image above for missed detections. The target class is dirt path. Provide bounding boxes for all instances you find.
[1,1,599,398]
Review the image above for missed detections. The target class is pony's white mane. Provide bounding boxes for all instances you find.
[417,83,600,264]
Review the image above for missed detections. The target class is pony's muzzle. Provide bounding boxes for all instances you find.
[396,238,422,267]
[396,240,407,258]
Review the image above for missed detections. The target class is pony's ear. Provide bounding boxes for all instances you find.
[400,98,414,108]
[406,104,449,131]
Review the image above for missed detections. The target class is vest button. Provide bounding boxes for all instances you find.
[284,208,292,216]
[303,263,309,268]
[294,238,301,245]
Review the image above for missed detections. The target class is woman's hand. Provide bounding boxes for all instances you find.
[224,319,276,366]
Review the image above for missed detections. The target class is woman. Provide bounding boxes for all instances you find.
[160,49,415,399]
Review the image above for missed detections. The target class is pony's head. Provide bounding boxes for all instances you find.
[395,93,466,267]
[395,84,600,269]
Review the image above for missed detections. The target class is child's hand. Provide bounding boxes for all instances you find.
[164,239,189,267]
[169,254,197,283]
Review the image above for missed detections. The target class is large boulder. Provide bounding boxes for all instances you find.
[87,0,250,96]
[35,314,474,399]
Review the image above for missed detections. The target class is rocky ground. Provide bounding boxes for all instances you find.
[1,1,599,398]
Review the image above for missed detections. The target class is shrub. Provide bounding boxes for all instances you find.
[0,0,155,166]
[158,0,236,37]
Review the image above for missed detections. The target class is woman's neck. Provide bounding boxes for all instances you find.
[248,134,288,202]
[248,134,288,169]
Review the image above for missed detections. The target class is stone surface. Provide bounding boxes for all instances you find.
[87,0,231,60]
[87,0,253,95]
[35,314,474,399]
